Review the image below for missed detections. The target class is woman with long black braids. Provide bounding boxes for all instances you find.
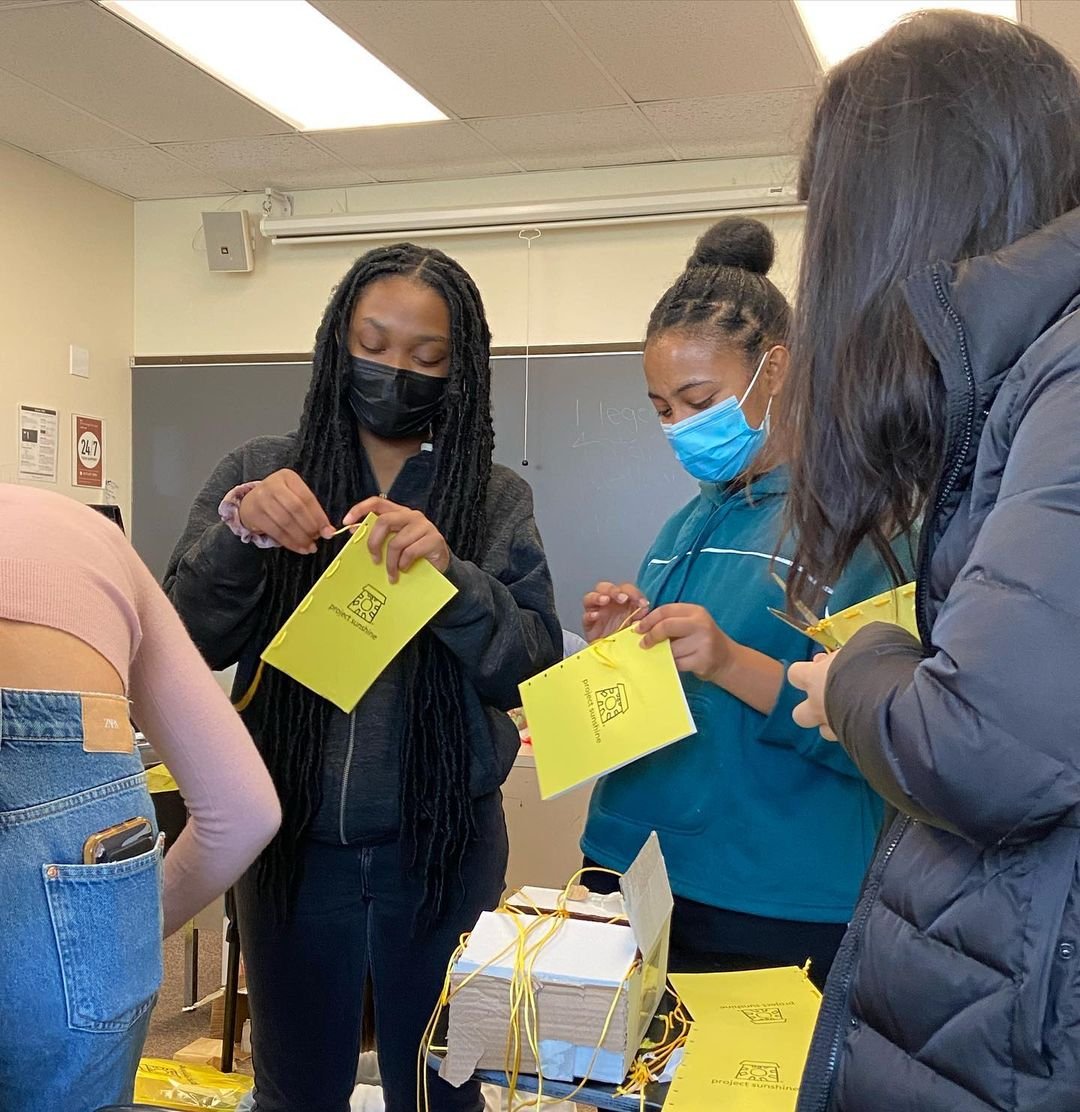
[165,244,561,1112]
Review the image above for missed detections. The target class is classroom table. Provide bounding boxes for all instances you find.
[471,1066,667,1112]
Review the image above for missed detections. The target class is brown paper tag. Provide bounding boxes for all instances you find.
[81,694,134,753]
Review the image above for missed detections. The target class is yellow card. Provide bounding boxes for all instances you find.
[261,513,457,712]
[666,968,822,1112]
[518,627,696,799]
[670,967,821,1026]
[770,582,918,651]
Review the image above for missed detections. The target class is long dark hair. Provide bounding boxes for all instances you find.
[647,216,790,357]
[244,243,493,925]
[780,10,1080,608]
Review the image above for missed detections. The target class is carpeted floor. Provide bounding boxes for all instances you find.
[142,936,572,1110]
[144,924,254,1073]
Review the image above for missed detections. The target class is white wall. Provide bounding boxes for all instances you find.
[134,156,802,356]
[0,142,133,518]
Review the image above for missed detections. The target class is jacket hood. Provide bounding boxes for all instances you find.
[903,206,1080,395]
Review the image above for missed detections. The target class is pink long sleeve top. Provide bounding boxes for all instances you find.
[0,484,280,935]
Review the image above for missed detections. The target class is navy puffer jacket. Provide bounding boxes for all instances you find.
[797,208,1080,1112]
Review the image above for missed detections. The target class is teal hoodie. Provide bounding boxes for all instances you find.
[582,469,904,923]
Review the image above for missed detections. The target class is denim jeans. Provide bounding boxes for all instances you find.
[236,791,508,1112]
[0,689,164,1112]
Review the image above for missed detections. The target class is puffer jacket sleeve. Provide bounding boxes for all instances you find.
[825,363,1080,847]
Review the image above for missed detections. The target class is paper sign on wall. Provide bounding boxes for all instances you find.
[73,414,105,488]
[18,405,58,482]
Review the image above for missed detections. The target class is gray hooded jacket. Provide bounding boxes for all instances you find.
[164,436,561,845]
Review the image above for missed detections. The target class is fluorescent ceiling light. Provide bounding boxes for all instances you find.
[794,1,1017,68]
[100,0,446,131]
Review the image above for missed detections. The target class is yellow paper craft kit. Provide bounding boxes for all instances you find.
[257,513,457,713]
[519,626,696,799]
[665,966,822,1112]
[771,582,917,651]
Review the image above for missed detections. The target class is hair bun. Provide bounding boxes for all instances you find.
[688,216,775,275]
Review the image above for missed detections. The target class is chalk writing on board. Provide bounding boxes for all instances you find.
[571,398,657,450]
[566,396,691,498]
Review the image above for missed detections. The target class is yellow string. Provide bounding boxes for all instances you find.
[500,868,629,1105]
[588,606,647,668]
[506,905,566,1101]
[232,659,265,713]
[230,524,364,712]
[419,865,643,1112]
[612,987,692,1112]
[509,961,638,1112]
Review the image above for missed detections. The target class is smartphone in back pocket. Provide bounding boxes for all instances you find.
[83,816,155,865]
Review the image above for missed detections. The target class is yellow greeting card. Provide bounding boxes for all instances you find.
[770,582,918,651]
[260,513,457,713]
[519,627,696,799]
[666,967,822,1112]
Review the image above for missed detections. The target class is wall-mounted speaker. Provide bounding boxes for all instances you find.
[202,210,255,273]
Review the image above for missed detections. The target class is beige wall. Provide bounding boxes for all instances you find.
[134,155,802,356]
[0,149,799,525]
[0,142,133,518]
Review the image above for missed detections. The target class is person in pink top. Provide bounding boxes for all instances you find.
[0,484,280,1112]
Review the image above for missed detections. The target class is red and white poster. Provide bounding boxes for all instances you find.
[73,414,104,488]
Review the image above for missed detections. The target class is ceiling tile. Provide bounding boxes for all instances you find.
[311,121,518,182]
[641,89,815,160]
[1025,0,1080,67]
[470,107,673,171]
[313,0,622,118]
[552,0,818,101]
[0,0,288,143]
[0,66,141,152]
[46,146,231,199]
[161,135,373,192]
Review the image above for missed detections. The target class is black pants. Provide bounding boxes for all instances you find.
[583,857,846,990]
[237,795,508,1112]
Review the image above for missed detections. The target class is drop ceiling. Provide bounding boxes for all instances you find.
[0,0,1072,200]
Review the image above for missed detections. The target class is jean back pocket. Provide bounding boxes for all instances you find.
[44,840,164,1033]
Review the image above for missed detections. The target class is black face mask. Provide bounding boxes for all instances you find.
[345,355,447,440]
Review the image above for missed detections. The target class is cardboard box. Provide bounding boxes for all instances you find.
[173,1036,251,1072]
[506,885,626,923]
[503,746,591,891]
[208,989,250,1047]
[441,832,672,1087]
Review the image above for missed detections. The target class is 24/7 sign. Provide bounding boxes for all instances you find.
[74,414,104,488]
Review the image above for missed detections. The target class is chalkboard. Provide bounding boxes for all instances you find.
[491,354,697,632]
[132,354,698,633]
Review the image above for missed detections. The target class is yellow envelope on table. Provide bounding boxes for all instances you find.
[519,626,696,799]
[666,967,822,1112]
[261,513,457,713]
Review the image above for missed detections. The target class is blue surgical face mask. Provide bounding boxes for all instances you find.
[662,347,774,483]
